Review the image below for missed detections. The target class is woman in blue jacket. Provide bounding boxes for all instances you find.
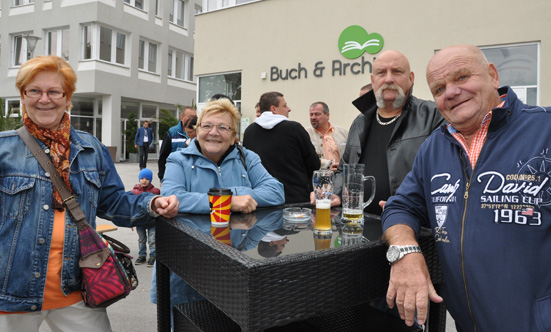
[151,98,285,308]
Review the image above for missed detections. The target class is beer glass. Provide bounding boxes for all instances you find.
[341,222,363,246]
[313,233,332,250]
[341,164,375,223]
[312,170,333,235]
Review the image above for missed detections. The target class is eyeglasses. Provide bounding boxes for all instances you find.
[24,89,66,100]
[199,122,233,134]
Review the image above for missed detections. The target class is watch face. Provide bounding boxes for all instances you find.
[386,246,400,263]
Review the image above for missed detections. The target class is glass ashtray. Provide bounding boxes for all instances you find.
[283,207,312,223]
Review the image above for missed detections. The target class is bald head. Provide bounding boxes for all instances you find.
[371,50,414,111]
[374,50,411,72]
[426,44,500,139]
[427,45,489,86]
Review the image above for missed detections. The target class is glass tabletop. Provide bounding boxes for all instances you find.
[172,205,384,260]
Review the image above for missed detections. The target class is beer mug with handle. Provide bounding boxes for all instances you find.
[341,164,375,223]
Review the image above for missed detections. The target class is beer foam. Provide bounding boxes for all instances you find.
[316,199,331,209]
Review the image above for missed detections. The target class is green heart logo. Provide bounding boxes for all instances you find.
[338,25,384,59]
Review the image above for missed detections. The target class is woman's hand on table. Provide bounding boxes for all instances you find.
[152,195,179,218]
[231,195,258,214]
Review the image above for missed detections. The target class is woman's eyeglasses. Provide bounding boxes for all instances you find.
[24,89,66,100]
[199,122,233,134]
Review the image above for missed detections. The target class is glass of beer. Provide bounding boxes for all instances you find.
[341,164,375,224]
[313,233,332,250]
[313,170,333,235]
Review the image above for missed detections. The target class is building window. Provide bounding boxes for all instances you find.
[139,39,158,73]
[155,0,160,16]
[124,0,144,10]
[12,34,28,66]
[5,99,21,117]
[82,25,92,59]
[46,27,69,61]
[198,72,241,104]
[170,0,186,28]
[71,96,104,139]
[168,48,193,81]
[481,43,539,105]
[82,24,127,65]
[13,0,34,6]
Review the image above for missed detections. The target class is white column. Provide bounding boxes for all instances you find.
[101,94,122,160]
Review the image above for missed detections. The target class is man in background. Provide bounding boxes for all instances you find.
[330,50,444,215]
[243,91,320,203]
[255,102,261,117]
[158,106,197,180]
[306,101,348,171]
[135,120,153,170]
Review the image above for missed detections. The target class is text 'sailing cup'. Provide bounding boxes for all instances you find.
[208,188,233,227]
[312,170,334,235]
[341,164,375,223]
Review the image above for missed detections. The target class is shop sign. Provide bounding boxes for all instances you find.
[269,25,384,81]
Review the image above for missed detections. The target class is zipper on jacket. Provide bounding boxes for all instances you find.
[459,150,477,332]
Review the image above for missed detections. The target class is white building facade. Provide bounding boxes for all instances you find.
[193,0,550,140]
[0,0,201,161]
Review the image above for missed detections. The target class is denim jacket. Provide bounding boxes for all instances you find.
[0,128,157,312]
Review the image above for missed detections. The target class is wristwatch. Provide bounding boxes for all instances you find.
[386,245,422,264]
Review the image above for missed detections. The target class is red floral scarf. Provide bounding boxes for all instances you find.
[23,111,72,208]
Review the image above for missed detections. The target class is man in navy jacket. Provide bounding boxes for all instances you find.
[135,120,153,169]
[383,44,551,331]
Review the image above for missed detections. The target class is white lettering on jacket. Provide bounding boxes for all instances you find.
[477,171,549,196]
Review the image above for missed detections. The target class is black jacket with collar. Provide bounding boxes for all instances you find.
[335,89,445,197]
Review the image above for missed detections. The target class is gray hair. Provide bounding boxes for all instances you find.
[310,102,329,115]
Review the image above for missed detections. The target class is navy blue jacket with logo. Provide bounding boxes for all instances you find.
[383,87,551,332]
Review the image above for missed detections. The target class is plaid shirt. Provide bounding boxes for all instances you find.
[448,99,505,169]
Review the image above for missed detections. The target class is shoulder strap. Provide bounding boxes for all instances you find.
[16,127,89,229]
[235,143,248,171]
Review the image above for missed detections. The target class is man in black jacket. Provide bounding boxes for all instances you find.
[331,50,445,215]
[243,92,320,204]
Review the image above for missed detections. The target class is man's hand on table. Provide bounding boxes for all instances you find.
[309,192,341,207]
[231,195,258,214]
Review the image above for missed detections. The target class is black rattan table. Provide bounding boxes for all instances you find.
[156,206,445,331]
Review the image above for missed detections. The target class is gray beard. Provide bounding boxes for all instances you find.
[375,86,406,109]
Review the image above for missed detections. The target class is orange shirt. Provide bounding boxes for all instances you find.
[42,210,82,310]
[449,100,505,169]
[1,210,81,314]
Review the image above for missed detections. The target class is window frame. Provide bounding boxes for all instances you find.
[81,23,128,66]
[170,0,187,28]
[480,42,540,105]
[124,0,145,11]
[168,48,194,82]
[11,34,29,66]
[12,0,34,6]
[45,27,70,61]
[139,38,159,73]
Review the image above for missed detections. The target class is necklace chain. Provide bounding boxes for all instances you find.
[376,111,401,126]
